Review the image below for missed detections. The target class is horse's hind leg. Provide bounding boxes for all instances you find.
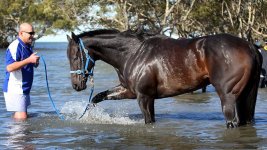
[218,78,259,128]
[220,93,239,128]
[236,81,258,126]
[137,94,155,124]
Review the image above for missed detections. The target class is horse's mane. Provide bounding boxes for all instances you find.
[122,28,159,37]
[77,28,160,41]
[78,29,120,38]
[119,29,160,42]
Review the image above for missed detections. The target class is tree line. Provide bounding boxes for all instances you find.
[0,0,266,48]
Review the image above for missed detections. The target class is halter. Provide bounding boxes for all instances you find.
[70,38,95,77]
[69,38,95,119]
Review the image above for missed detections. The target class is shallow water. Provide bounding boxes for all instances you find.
[1,43,267,149]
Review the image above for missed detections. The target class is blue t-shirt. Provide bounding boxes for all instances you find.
[3,38,34,94]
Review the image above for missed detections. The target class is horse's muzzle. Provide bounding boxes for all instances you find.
[73,83,87,91]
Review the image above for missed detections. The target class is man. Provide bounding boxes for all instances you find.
[256,40,267,88]
[3,23,40,119]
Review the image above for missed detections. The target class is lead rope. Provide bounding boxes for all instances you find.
[78,76,94,119]
[41,55,95,120]
[40,55,65,120]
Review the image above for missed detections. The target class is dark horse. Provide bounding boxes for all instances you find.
[67,29,262,128]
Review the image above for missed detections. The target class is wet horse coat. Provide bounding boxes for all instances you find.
[67,29,262,127]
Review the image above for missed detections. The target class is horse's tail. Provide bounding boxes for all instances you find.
[237,44,262,125]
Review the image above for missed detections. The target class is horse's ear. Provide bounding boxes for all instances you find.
[71,32,79,43]
[67,35,71,42]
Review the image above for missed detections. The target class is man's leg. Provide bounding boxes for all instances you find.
[4,92,30,119]
[13,112,27,119]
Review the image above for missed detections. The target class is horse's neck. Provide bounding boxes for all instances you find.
[88,36,142,71]
[94,44,131,71]
[100,48,123,62]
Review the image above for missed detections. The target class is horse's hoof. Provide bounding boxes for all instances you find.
[144,119,156,124]
[226,121,237,128]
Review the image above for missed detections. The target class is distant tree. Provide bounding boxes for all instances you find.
[218,0,267,40]
[0,0,94,48]
[82,0,190,34]
[181,0,267,40]
[85,0,267,40]
[1,0,266,48]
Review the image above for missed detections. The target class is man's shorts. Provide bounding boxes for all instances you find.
[3,92,31,112]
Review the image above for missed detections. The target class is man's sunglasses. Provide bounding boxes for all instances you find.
[23,31,35,35]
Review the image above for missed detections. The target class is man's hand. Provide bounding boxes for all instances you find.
[27,52,40,64]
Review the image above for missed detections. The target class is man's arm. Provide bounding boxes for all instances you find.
[6,52,40,72]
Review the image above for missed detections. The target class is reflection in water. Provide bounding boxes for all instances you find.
[220,126,260,149]
[4,120,35,149]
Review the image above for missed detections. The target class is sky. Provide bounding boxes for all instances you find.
[36,33,69,42]
[36,5,99,43]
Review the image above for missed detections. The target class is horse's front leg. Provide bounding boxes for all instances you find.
[91,85,136,104]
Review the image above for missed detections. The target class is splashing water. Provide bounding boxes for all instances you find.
[60,100,143,125]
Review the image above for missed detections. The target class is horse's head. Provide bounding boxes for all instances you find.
[67,32,95,91]
[67,29,145,91]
